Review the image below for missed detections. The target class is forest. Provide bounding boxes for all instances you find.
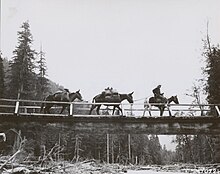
[0,21,220,170]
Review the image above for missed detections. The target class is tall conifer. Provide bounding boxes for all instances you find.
[0,53,5,98]
[36,45,49,100]
[8,21,37,99]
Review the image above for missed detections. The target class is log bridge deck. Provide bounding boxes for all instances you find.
[0,113,220,134]
[0,98,220,134]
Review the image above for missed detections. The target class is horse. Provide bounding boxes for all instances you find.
[143,95,179,116]
[40,90,83,114]
[89,92,134,115]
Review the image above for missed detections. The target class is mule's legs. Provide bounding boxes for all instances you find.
[44,106,51,114]
[112,106,116,115]
[89,105,96,114]
[114,105,122,115]
[40,103,44,113]
[96,105,101,115]
[45,103,54,114]
[148,110,152,116]
[43,105,48,114]
[60,106,66,114]
[60,104,70,114]
[112,106,119,115]
[143,108,145,117]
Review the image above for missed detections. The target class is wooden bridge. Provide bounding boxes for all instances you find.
[0,98,220,135]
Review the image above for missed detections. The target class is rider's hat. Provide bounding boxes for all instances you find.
[157,85,161,88]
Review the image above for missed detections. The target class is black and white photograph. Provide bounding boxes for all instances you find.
[0,0,220,173]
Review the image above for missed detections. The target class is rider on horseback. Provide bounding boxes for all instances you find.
[152,85,165,102]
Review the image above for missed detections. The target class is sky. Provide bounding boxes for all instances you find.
[1,0,220,150]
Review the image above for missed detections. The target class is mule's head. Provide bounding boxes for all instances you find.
[69,90,83,101]
[127,92,134,104]
[75,90,83,101]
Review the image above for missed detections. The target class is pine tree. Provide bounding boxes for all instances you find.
[0,52,5,98]
[204,47,220,107]
[149,135,162,164]
[36,44,49,100]
[174,135,193,163]
[8,21,37,99]
[202,22,220,114]
[202,25,220,163]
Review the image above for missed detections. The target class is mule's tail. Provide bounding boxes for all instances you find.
[92,96,96,103]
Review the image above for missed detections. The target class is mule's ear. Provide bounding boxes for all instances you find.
[76,89,80,93]
[129,91,134,95]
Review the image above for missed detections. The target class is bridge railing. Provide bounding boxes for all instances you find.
[0,98,220,117]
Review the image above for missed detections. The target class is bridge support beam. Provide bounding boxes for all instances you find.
[0,114,220,134]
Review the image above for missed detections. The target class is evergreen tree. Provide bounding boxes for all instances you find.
[202,26,220,163]
[0,52,5,98]
[204,46,220,107]
[202,23,220,115]
[174,135,193,163]
[161,145,176,164]
[8,21,37,99]
[149,135,162,164]
[36,45,49,100]
[129,134,149,164]
[192,135,214,163]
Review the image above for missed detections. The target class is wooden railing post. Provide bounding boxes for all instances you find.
[24,107,27,113]
[106,133,109,164]
[14,100,20,115]
[128,134,131,162]
[70,102,73,116]
[130,104,133,116]
[215,105,220,116]
[121,103,125,116]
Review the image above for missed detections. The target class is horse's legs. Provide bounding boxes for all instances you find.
[160,107,165,116]
[167,106,172,116]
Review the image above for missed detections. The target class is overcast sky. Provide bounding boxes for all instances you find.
[1,0,220,150]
